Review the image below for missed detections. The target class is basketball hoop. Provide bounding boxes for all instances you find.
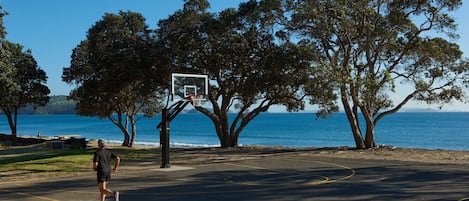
[188,95,203,107]
[193,99,202,107]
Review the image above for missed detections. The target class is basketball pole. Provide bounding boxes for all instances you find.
[160,108,170,168]
[157,100,191,168]
[160,73,208,168]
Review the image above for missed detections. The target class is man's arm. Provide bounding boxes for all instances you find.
[113,156,121,172]
[93,161,98,171]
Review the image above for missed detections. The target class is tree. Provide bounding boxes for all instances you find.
[0,6,17,109]
[158,0,333,147]
[0,5,6,38]
[288,0,469,148]
[62,11,168,147]
[0,41,50,139]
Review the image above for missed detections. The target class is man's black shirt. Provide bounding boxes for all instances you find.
[93,148,118,174]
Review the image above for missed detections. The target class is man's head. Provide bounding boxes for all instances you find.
[98,138,106,148]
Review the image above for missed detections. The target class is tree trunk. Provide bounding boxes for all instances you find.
[218,130,231,148]
[229,132,238,147]
[129,116,137,147]
[123,132,130,146]
[215,129,238,148]
[4,111,18,145]
[363,114,376,148]
[209,115,228,148]
[110,120,130,146]
[13,110,18,145]
[108,114,131,147]
[359,107,377,148]
[341,103,366,148]
[349,120,366,149]
[365,125,376,148]
[6,113,16,137]
[201,108,232,148]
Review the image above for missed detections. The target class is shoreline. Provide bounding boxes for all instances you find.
[2,135,469,165]
[99,139,469,152]
[87,136,469,152]
[3,134,469,153]
[88,140,469,165]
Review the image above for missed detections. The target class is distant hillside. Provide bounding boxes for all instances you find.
[17,95,77,114]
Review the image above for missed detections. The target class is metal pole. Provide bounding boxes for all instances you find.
[157,100,190,168]
[160,108,171,168]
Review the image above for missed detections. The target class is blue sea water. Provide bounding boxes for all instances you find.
[0,112,468,150]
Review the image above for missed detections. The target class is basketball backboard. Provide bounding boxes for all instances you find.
[171,73,208,101]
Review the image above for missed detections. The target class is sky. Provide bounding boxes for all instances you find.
[1,0,468,112]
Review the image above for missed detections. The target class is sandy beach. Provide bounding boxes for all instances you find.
[89,140,469,165]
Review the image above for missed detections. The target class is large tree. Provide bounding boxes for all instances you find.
[62,11,167,147]
[0,41,50,138]
[158,0,334,147]
[288,0,469,148]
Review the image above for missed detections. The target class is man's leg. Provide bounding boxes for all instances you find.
[98,182,115,201]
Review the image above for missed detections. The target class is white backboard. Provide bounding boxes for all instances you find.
[171,73,208,101]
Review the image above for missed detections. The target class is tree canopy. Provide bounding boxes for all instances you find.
[62,11,168,147]
[0,6,17,105]
[0,41,50,138]
[0,5,6,38]
[157,0,334,147]
[61,0,468,149]
[287,0,469,148]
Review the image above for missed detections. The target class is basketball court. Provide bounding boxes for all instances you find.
[2,152,469,201]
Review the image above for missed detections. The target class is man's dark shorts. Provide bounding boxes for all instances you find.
[97,172,111,184]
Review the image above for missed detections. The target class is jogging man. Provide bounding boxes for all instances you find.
[93,139,120,201]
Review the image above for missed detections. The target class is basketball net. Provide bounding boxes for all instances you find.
[188,95,203,107]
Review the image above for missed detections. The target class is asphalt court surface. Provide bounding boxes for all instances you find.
[2,154,469,201]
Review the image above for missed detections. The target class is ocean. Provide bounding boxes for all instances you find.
[0,112,468,151]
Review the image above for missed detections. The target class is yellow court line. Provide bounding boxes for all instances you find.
[4,157,356,198]
[108,158,355,196]
[223,157,355,186]
[1,189,59,201]
[307,177,331,185]
[223,162,269,170]
[274,157,356,185]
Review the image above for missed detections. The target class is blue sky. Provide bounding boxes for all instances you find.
[1,0,468,111]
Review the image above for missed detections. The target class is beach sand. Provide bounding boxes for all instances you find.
[88,140,469,165]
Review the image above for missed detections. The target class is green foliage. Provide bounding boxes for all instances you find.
[0,7,18,108]
[0,41,50,137]
[0,5,6,38]
[63,11,166,117]
[288,0,467,148]
[62,11,167,147]
[4,42,50,107]
[157,0,330,147]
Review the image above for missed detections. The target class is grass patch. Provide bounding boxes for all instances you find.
[0,146,159,181]
[0,149,94,172]
[113,148,159,164]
